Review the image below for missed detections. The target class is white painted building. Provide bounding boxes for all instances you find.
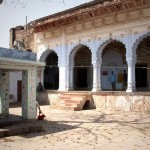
[10,0,150,102]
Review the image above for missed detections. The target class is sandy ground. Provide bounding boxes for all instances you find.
[0,105,150,150]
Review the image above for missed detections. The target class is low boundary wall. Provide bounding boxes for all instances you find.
[37,91,150,112]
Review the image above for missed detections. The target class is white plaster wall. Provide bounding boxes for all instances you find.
[9,71,22,102]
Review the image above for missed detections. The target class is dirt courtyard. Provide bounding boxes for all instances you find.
[0,105,150,150]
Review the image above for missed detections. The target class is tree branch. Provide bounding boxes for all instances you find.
[0,0,65,6]
[0,0,3,4]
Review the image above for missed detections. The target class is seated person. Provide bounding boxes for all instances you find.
[37,82,43,91]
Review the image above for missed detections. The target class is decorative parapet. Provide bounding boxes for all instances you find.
[0,47,36,61]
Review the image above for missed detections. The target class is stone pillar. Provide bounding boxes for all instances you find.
[58,27,67,91]
[70,66,74,90]
[0,70,9,115]
[67,65,74,91]
[98,64,102,91]
[58,66,67,91]
[66,63,74,90]
[92,63,98,91]
[66,65,70,91]
[126,59,136,92]
[66,65,74,91]
[22,68,37,119]
[92,63,102,91]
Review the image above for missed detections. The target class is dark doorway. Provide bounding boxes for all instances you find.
[44,51,59,90]
[136,64,147,88]
[136,36,150,89]
[76,68,87,89]
[74,45,92,90]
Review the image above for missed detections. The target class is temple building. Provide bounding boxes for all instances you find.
[9,0,150,112]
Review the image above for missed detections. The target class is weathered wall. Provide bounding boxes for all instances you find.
[92,93,150,112]
[37,91,150,112]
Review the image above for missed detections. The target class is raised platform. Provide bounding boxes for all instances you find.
[0,114,42,138]
[37,91,150,112]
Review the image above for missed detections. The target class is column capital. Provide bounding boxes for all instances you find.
[126,58,136,66]
[92,60,102,66]
[126,56,136,62]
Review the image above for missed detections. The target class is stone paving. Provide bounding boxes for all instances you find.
[0,105,150,150]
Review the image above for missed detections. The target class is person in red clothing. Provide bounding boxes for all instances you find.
[36,101,45,120]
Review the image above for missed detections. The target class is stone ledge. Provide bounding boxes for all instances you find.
[0,123,42,138]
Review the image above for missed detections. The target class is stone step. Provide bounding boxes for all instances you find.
[52,94,87,111]
[51,105,77,111]
[59,96,71,99]
[55,98,83,104]
[53,101,80,107]
[61,96,86,102]
[51,104,81,111]
[54,99,82,108]
[0,119,23,128]
[59,95,80,100]
[0,116,35,128]
[63,99,81,104]
[0,123,42,138]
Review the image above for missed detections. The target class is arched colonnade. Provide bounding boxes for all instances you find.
[37,32,150,92]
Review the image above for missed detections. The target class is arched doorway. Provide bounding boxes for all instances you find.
[82,100,90,110]
[44,51,59,90]
[101,40,126,91]
[74,45,92,90]
[136,36,150,89]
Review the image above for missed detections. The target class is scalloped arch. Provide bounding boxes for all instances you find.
[97,38,126,62]
[68,43,92,65]
[132,32,150,56]
[39,49,59,62]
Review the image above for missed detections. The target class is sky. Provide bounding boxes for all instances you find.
[0,0,91,48]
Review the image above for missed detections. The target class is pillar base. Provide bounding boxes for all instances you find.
[92,88,102,92]
[126,88,136,92]
[58,87,72,91]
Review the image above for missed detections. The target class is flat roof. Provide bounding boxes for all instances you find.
[0,47,36,61]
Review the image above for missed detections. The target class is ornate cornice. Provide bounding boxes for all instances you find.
[34,0,150,33]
